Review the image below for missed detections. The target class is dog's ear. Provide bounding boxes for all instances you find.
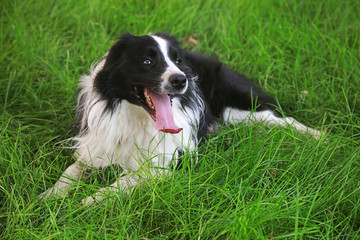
[94,33,136,94]
[103,32,136,69]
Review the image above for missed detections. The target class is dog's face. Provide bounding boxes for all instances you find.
[95,33,192,133]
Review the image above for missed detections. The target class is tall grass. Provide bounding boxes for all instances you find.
[1,0,360,239]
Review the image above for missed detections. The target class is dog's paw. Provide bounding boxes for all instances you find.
[307,127,327,140]
[81,189,128,206]
[39,187,69,199]
[310,129,322,140]
[81,195,98,206]
[81,192,112,206]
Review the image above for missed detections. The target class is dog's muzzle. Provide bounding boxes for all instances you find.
[169,74,187,90]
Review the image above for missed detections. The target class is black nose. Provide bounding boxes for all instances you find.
[169,74,187,90]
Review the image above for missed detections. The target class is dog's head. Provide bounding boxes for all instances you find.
[94,33,192,133]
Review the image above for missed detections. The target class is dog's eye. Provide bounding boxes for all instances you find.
[143,59,152,65]
[175,59,182,64]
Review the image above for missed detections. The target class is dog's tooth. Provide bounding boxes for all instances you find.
[143,88,155,110]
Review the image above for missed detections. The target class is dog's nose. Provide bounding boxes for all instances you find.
[169,74,187,90]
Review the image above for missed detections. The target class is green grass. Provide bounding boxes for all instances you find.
[1,0,360,239]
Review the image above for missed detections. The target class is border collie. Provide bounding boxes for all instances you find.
[40,33,322,204]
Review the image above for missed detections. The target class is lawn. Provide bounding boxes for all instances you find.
[1,0,360,239]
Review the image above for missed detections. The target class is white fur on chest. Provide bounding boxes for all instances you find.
[74,63,198,172]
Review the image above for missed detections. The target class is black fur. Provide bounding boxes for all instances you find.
[40,32,320,202]
[89,33,275,141]
[184,52,274,117]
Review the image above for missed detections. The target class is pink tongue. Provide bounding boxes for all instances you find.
[148,91,182,134]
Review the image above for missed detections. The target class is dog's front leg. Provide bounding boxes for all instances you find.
[81,173,140,205]
[39,162,85,198]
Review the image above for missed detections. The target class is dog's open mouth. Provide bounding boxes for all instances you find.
[142,88,182,134]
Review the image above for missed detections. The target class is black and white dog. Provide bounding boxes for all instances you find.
[40,33,321,203]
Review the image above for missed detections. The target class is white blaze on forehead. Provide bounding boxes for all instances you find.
[150,35,185,80]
